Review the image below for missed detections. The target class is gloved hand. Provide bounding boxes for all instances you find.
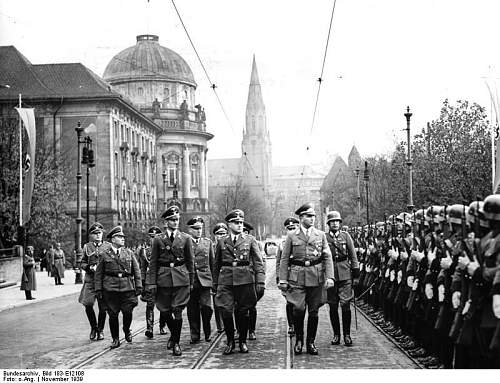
[368,244,375,254]
[96,290,103,300]
[438,284,445,302]
[411,250,425,262]
[397,270,403,284]
[390,270,396,282]
[440,256,452,270]
[325,278,335,289]
[255,283,265,298]
[400,251,409,261]
[425,283,433,300]
[452,291,461,309]
[467,261,480,276]
[493,294,500,319]
[135,286,143,296]
[457,255,470,270]
[388,248,398,260]
[407,275,414,288]
[90,264,97,272]
[427,248,436,264]
[146,284,157,295]
[385,268,390,278]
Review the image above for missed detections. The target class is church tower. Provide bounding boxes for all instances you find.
[241,55,272,196]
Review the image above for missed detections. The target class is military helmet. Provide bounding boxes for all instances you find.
[468,200,489,228]
[342,225,349,231]
[483,194,500,221]
[425,205,445,223]
[447,204,466,224]
[396,212,411,226]
[412,209,425,225]
[326,210,342,224]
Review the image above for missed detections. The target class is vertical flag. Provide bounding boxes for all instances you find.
[15,107,36,225]
[485,80,500,193]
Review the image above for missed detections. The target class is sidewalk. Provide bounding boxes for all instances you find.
[0,269,82,312]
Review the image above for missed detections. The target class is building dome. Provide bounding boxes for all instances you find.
[103,35,196,86]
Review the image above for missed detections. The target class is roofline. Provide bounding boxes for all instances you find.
[161,129,214,141]
[106,76,197,88]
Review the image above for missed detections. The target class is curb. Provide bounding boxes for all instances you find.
[0,289,81,313]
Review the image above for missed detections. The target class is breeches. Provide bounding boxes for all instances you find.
[155,286,190,317]
[327,279,353,308]
[103,291,137,316]
[215,284,257,317]
[286,283,326,315]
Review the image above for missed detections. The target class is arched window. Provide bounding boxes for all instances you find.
[252,116,255,131]
[183,88,188,101]
[163,88,170,103]
[165,152,180,187]
[190,154,199,188]
[138,87,144,96]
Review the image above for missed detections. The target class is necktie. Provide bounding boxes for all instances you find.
[233,235,237,245]
[170,231,175,243]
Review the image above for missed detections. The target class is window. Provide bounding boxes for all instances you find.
[165,152,180,188]
[114,152,118,177]
[190,154,199,188]
[114,120,118,140]
[183,87,188,101]
[120,125,124,142]
[252,116,255,131]
[163,88,170,103]
[138,87,144,96]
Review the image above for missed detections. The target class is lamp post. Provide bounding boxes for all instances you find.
[82,136,95,243]
[75,122,84,284]
[162,170,167,210]
[404,106,414,212]
[363,161,370,226]
[355,165,361,227]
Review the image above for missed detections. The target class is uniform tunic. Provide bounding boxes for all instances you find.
[94,246,141,315]
[50,248,65,279]
[146,232,194,313]
[279,227,334,313]
[138,245,154,303]
[78,241,110,306]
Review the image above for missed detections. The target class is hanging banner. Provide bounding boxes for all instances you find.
[15,107,36,225]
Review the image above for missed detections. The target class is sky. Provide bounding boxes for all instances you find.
[2,0,500,168]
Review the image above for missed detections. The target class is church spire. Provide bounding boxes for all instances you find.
[250,54,260,85]
[246,55,265,134]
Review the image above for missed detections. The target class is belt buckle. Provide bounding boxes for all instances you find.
[304,260,311,267]
[170,262,175,268]
[117,273,123,278]
[232,261,238,267]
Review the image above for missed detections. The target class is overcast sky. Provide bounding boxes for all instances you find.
[2,0,500,168]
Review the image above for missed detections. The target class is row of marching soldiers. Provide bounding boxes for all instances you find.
[77,205,266,356]
[350,195,500,368]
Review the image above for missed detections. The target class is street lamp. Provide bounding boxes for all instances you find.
[354,166,361,227]
[82,136,95,243]
[404,106,414,212]
[75,122,84,284]
[363,161,370,226]
[162,170,167,210]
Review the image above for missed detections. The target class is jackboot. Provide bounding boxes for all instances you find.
[329,304,340,345]
[201,306,213,342]
[145,305,154,339]
[306,316,319,355]
[85,306,98,340]
[342,309,353,347]
[237,312,249,352]
[294,312,305,355]
[222,316,235,355]
[123,311,133,343]
[172,319,183,356]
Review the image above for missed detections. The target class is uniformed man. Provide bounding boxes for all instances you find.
[78,223,109,341]
[186,216,215,343]
[138,226,165,339]
[51,242,65,285]
[94,226,142,349]
[213,209,266,355]
[277,217,300,335]
[212,223,228,334]
[325,211,359,347]
[279,203,335,355]
[145,206,194,356]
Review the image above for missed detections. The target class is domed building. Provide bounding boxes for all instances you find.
[104,34,213,227]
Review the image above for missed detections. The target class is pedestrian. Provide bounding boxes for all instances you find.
[186,216,215,343]
[46,245,53,276]
[78,223,109,341]
[95,226,142,349]
[145,205,194,356]
[138,226,166,339]
[212,223,228,334]
[325,211,359,347]
[278,203,335,355]
[276,217,300,335]
[213,209,266,355]
[50,242,65,285]
[20,245,37,300]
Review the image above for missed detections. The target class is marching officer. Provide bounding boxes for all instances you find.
[325,211,359,347]
[276,217,300,335]
[94,226,142,349]
[279,203,335,355]
[212,223,228,334]
[186,216,215,343]
[213,209,266,355]
[78,223,109,341]
[50,242,65,285]
[138,226,165,339]
[145,205,194,356]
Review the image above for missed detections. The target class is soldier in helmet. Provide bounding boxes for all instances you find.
[212,223,228,334]
[277,217,300,335]
[78,223,109,341]
[186,216,215,343]
[279,203,334,355]
[145,205,195,356]
[138,226,166,339]
[94,226,142,349]
[325,211,359,347]
[213,209,266,355]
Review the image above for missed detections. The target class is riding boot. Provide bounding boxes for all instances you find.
[85,306,98,340]
[294,312,305,354]
[329,304,341,344]
[123,311,133,342]
[342,309,353,346]
[145,304,154,339]
[108,315,119,340]
[201,306,213,341]
[306,315,319,355]
[222,315,235,355]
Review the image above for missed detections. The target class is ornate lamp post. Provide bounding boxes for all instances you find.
[363,161,370,226]
[404,106,414,212]
[82,136,95,243]
[74,122,84,284]
[354,165,361,227]
[162,170,167,210]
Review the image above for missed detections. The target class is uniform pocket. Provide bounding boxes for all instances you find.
[289,266,299,282]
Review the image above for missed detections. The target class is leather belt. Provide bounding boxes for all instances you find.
[290,258,322,267]
[334,256,348,262]
[105,271,131,278]
[222,261,250,267]
[159,260,185,268]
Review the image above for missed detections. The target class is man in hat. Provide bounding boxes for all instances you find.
[279,203,335,355]
[213,209,266,355]
[50,242,66,285]
[78,223,110,341]
[325,211,359,347]
[277,217,300,335]
[138,226,167,339]
[186,216,215,343]
[95,226,142,349]
[21,245,37,300]
[212,223,228,334]
[145,205,194,356]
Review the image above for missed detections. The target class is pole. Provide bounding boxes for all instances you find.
[405,106,414,211]
[364,161,370,226]
[18,94,22,228]
[355,167,361,226]
[75,122,83,283]
[86,163,90,243]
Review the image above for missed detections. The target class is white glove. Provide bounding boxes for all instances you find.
[90,265,97,272]
[388,248,398,260]
[427,248,436,264]
[368,244,375,253]
[493,295,500,319]
[412,250,425,262]
[452,291,461,309]
[359,248,366,255]
[400,251,409,261]
[440,256,452,270]
[467,261,480,276]
[385,268,390,278]
[457,255,470,270]
[412,278,419,291]
[407,275,414,288]
[425,283,434,299]
[366,265,372,273]
[390,270,396,282]
[438,285,445,302]
[397,270,403,284]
